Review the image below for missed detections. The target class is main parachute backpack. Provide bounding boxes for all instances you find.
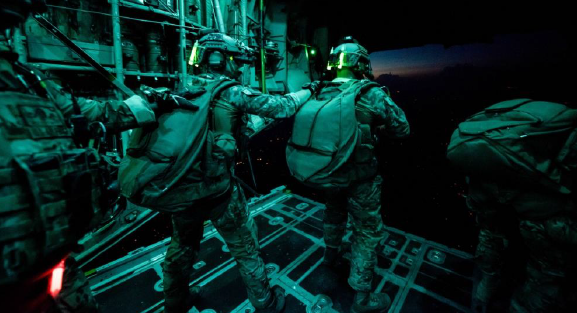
[447,99,577,194]
[286,80,379,188]
[119,78,239,210]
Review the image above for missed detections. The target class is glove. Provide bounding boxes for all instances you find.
[140,86,199,112]
[165,95,199,111]
[302,81,324,95]
[176,88,206,100]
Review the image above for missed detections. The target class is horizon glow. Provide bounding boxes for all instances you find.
[370,32,569,78]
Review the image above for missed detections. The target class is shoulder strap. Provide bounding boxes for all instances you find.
[340,80,380,106]
[357,80,381,93]
[210,79,240,101]
[341,79,380,95]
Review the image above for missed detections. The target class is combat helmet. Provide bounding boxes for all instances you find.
[188,31,255,71]
[326,36,373,79]
[0,0,46,31]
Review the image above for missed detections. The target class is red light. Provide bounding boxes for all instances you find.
[49,260,66,298]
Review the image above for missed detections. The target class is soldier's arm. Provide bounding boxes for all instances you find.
[44,80,156,132]
[370,87,410,138]
[220,85,312,118]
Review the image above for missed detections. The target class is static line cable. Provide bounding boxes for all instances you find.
[246,149,259,190]
[45,4,204,31]
[158,1,176,14]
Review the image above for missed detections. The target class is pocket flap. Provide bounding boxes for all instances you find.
[485,99,533,113]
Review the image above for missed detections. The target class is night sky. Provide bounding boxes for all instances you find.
[368,30,575,252]
[371,31,571,77]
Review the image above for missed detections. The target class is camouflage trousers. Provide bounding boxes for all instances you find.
[162,183,271,313]
[467,179,577,312]
[323,175,385,292]
[55,258,99,313]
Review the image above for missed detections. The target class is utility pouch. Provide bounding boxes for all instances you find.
[354,124,374,164]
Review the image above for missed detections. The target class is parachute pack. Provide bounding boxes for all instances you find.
[119,78,239,211]
[286,79,379,189]
[447,99,577,194]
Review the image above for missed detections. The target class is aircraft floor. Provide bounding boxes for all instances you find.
[87,189,482,313]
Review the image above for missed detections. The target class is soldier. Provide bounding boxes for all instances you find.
[286,37,410,313]
[0,1,167,312]
[447,99,577,313]
[119,32,317,313]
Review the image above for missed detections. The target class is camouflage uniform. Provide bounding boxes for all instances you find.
[322,78,410,292]
[0,45,155,312]
[162,74,310,312]
[0,50,155,131]
[56,259,100,313]
[467,179,577,313]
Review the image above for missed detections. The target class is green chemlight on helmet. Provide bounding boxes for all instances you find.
[338,52,345,69]
[188,40,199,66]
[327,47,335,70]
[325,38,373,78]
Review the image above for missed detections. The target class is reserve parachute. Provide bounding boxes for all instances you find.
[286,79,379,188]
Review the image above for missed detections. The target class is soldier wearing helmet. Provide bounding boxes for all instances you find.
[326,36,374,80]
[1,1,161,312]
[320,37,409,313]
[132,31,319,313]
[189,32,256,79]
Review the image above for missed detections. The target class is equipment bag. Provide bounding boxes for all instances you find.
[447,99,577,194]
[119,78,238,210]
[0,91,100,284]
[286,79,379,188]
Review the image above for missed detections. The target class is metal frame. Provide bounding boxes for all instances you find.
[87,188,476,313]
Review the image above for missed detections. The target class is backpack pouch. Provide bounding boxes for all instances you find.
[286,147,333,182]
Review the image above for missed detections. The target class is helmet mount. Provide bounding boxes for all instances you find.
[189,32,254,78]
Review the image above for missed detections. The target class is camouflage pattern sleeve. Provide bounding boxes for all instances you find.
[365,87,410,138]
[218,85,310,118]
[44,80,156,131]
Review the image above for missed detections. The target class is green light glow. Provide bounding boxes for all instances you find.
[310,49,316,56]
[327,47,335,70]
[188,40,199,65]
[338,52,345,69]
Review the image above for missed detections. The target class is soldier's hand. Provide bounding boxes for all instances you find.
[139,85,168,111]
[140,86,199,112]
[302,81,324,95]
[176,88,206,100]
[170,95,199,111]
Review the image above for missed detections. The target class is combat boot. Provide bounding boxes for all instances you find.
[322,247,339,267]
[256,286,286,313]
[472,273,501,313]
[186,286,202,307]
[164,286,203,313]
[351,292,391,313]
